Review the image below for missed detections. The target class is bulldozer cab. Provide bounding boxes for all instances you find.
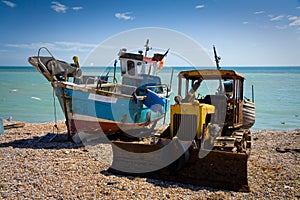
[176,69,245,131]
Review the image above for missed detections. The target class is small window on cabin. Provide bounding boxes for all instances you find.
[137,62,143,74]
[224,80,233,98]
[127,60,135,76]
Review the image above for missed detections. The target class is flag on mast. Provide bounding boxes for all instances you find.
[158,49,169,70]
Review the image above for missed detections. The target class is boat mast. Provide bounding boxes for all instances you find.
[144,39,151,57]
[213,45,224,94]
[213,45,221,70]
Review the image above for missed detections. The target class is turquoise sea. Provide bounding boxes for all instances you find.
[1,66,300,130]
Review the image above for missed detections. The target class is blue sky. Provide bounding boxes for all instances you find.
[0,0,300,66]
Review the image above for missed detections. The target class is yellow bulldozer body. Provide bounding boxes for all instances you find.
[170,102,215,140]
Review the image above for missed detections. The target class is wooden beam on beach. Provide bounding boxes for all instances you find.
[4,122,25,130]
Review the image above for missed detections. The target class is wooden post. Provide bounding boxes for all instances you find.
[61,88,71,139]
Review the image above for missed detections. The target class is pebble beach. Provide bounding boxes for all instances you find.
[0,121,299,199]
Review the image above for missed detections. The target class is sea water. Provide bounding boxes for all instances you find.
[0,66,299,130]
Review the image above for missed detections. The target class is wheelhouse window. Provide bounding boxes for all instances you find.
[127,60,135,75]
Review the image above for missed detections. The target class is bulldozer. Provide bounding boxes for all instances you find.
[109,47,255,192]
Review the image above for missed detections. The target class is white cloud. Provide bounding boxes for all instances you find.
[289,18,300,27]
[2,0,16,8]
[55,41,96,49]
[286,15,300,27]
[270,15,285,21]
[254,11,265,15]
[51,1,68,13]
[296,6,300,9]
[72,6,83,11]
[6,42,55,49]
[195,5,205,9]
[6,41,97,52]
[243,21,249,25]
[115,12,134,20]
[288,15,298,21]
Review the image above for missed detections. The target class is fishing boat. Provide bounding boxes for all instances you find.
[28,40,170,140]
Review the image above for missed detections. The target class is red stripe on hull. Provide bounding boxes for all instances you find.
[69,118,156,137]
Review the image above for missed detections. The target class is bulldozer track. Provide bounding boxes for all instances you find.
[213,129,251,154]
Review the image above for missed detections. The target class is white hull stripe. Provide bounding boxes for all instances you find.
[69,113,113,123]
[88,93,117,103]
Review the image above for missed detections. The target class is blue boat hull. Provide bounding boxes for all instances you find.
[54,84,167,137]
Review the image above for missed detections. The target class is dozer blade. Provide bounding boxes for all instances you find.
[180,149,250,192]
[108,140,250,192]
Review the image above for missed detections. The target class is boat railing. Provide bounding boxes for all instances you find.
[96,83,141,99]
[145,84,170,96]
[83,77,138,96]
[36,47,57,81]
[79,76,169,98]
[84,76,97,86]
